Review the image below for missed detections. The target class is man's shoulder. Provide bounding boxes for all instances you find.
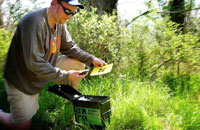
[19,8,47,27]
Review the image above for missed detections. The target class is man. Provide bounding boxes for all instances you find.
[0,0,106,129]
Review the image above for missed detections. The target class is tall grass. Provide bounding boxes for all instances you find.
[82,74,200,130]
[33,73,200,130]
[0,72,200,130]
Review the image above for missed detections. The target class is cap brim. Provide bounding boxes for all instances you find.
[68,1,84,9]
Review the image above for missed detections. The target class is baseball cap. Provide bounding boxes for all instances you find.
[64,0,84,9]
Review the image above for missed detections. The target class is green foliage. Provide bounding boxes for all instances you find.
[0,5,200,130]
[0,29,12,70]
[66,8,125,65]
[162,73,200,96]
[0,72,200,130]
[32,87,74,130]
[107,81,171,130]
[66,8,200,82]
[80,75,200,130]
[149,19,200,77]
[124,18,200,81]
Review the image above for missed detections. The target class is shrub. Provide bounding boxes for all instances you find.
[122,18,200,80]
[0,28,12,70]
[66,9,200,82]
[66,8,127,66]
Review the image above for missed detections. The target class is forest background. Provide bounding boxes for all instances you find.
[0,0,200,129]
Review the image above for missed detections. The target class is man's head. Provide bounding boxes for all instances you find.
[57,0,84,9]
[50,0,84,24]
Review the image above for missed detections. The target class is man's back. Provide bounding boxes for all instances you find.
[3,8,50,95]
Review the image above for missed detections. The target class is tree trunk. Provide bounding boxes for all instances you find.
[80,0,118,15]
[169,0,185,32]
[0,0,4,27]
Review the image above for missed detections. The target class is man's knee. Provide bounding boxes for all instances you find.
[57,57,85,71]
[0,111,31,130]
[67,58,85,70]
[9,119,31,130]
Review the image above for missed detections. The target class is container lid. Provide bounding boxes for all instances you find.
[48,84,82,101]
[48,84,110,103]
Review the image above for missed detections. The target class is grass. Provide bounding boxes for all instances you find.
[0,72,200,130]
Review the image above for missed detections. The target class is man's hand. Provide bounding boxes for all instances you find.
[92,57,107,67]
[68,70,88,89]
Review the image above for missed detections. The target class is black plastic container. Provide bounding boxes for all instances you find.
[48,84,111,130]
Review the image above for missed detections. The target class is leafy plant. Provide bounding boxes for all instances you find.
[0,28,12,70]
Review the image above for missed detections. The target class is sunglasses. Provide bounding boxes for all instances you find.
[59,3,78,16]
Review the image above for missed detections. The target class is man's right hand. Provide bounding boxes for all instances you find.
[68,70,88,89]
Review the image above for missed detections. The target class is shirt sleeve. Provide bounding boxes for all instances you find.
[19,20,69,84]
[60,25,94,66]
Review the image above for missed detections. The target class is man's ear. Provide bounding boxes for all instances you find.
[52,0,58,6]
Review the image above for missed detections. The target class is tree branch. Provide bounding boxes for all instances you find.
[151,59,172,80]
[125,7,200,27]
[125,10,150,27]
[157,7,200,14]
[164,74,189,83]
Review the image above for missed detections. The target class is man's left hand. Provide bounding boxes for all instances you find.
[92,57,107,67]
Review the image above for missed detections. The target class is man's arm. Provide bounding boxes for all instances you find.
[19,20,69,85]
[60,25,96,66]
[92,57,107,67]
[60,25,107,67]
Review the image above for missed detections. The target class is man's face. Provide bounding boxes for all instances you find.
[56,2,77,24]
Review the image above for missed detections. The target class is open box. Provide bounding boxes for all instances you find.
[48,84,111,130]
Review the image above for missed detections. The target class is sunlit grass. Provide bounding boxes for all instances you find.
[0,73,200,130]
